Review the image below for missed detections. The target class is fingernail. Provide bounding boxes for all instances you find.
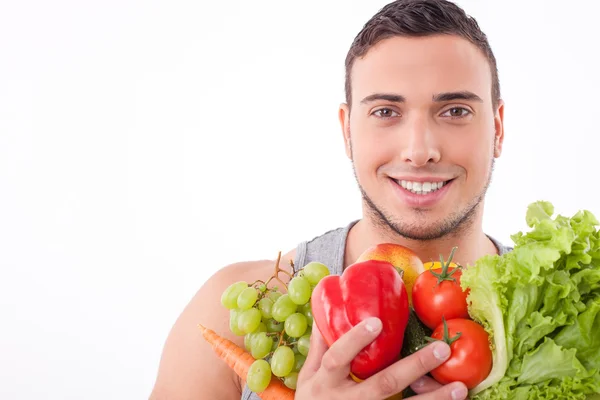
[364,317,382,333]
[451,384,468,400]
[433,342,451,360]
[412,377,426,388]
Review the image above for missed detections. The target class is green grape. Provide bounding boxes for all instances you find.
[265,318,284,333]
[288,276,311,305]
[284,371,299,389]
[285,313,308,338]
[271,294,297,322]
[257,283,267,292]
[297,334,310,356]
[293,354,306,372]
[251,332,273,359]
[237,287,259,310]
[258,298,274,320]
[266,290,282,302]
[270,345,295,377]
[221,281,248,309]
[302,262,330,285]
[304,311,314,327]
[304,310,313,326]
[229,309,244,336]
[247,359,272,393]
[246,321,268,351]
[299,301,311,314]
[255,322,267,333]
[271,338,279,351]
[300,302,313,326]
[244,332,255,351]
[237,308,262,334]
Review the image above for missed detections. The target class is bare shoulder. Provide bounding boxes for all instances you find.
[149,249,297,400]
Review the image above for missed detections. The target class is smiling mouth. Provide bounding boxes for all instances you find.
[392,178,454,195]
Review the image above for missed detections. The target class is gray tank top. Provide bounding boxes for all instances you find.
[240,220,512,400]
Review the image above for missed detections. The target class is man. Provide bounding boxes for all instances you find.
[149,0,510,399]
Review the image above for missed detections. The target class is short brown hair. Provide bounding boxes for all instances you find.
[344,0,500,109]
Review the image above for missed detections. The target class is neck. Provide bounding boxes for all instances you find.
[346,205,497,269]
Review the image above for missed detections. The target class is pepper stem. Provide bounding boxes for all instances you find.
[428,246,461,285]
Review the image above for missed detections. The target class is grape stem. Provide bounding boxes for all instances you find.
[277,329,286,348]
[264,251,291,291]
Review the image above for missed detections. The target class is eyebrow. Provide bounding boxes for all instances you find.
[433,91,483,103]
[359,91,483,105]
[360,93,406,104]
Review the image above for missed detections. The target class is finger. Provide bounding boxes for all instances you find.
[317,317,383,384]
[297,320,328,382]
[410,375,442,394]
[415,381,468,400]
[355,340,452,399]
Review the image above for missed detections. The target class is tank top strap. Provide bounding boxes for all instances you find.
[293,220,358,276]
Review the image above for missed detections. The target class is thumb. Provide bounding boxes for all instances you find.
[297,322,328,382]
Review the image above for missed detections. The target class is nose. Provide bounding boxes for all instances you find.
[399,115,441,167]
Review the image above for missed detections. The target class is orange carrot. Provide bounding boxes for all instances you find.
[198,323,295,400]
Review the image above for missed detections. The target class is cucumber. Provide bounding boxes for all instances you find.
[401,307,433,398]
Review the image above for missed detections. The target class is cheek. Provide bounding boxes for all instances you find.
[351,140,380,183]
[451,133,494,181]
[350,120,394,174]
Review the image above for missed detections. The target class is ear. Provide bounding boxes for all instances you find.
[338,103,352,159]
[493,99,505,158]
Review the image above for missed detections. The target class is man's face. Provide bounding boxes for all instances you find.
[339,34,504,241]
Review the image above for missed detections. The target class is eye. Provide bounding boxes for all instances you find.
[372,108,400,118]
[441,107,472,119]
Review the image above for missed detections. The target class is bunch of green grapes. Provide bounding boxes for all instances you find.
[220,261,330,393]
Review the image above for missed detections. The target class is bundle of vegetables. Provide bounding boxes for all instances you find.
[199,200,600,399]
[461,201,600,399]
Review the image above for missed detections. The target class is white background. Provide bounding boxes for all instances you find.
[1,0,598,399]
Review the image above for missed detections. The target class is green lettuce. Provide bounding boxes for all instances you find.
[461,201,600,399]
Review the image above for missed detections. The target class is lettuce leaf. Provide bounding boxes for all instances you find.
[461,201,600,399]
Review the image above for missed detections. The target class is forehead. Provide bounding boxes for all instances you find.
[350,34,492,104]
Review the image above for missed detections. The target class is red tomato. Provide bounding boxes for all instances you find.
[412,264,469,329]
[430,318,493,389]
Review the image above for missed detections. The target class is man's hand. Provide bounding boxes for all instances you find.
[295,317,468,400]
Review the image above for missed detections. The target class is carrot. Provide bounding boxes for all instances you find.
[197,323,295,400]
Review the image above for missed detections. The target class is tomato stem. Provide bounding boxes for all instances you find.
[428,246,461,285]
[424,317,462,347]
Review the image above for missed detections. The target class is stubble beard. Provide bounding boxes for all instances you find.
[350,142,496,242]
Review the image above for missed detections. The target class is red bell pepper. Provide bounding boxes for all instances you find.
[311,259,410,380]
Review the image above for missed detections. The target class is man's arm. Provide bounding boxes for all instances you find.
[149,260,271,400]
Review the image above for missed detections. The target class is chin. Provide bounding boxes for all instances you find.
[389,218,459,241]
[357,172,486,241]
[366,194,479,242]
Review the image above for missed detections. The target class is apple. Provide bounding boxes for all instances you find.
[356,243,425,305]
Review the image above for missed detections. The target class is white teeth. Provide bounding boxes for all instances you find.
[398,180,447,195]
